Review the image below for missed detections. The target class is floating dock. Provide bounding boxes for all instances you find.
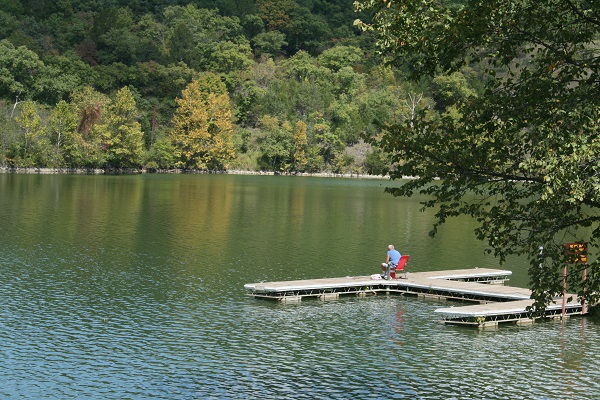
[245,268,585,328]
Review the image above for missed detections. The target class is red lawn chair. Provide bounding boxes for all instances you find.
[390,255,410,279]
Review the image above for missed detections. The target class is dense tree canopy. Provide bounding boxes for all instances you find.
[355,0,600,312]
[2,1,413,173]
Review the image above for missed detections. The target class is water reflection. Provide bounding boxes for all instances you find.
[1,174,599,399]
[392,305,406,348]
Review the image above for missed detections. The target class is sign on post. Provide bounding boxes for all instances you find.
[562,242,588,318]
[564,242,588,264]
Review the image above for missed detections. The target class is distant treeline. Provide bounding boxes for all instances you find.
[0,0,482,173]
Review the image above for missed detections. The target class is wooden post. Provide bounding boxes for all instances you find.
[563,242,588,318]
[582,264,587,314]
[561,263,567,319]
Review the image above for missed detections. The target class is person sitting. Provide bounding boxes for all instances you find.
[381,244,401,280]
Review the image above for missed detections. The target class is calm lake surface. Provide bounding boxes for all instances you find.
[1,173,599,399]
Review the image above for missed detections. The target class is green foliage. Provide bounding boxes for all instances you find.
[292,120,308,172]
[100,86,145,168]
[356,0,600,312]
[144,137,177,170]
[14,100,47,166]
[206,41,253,76]
[311,115,344,168]
[256,0,296,32]
[257,115,294,172]
[241,14,265,38]
[431,71,477,110]
[0,10,20,39]
[282,50,323,81]
[284,11,332,54]
[328,98,362,144]
[96,27,141,65]
[317,45,362,72]
[0,0,24,14]
[48,100,77,167]
[166,21,196,65]
[171,73,235,170]
[0,40,44,101]
[36,55,95,104]
[363,147,389,176]
[251,30,287,57]
[163,5,247,71]
[68,86,110,168]
[304,144,324,173]
[0,0,458,177]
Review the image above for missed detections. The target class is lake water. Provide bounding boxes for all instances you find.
[1,173,599,399]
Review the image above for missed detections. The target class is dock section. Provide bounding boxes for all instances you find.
[245,268,585,328]
[435,299,583,328]
[245,268,517,302]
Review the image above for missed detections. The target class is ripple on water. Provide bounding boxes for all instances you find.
[2,175,600,399]
[3,259,600,399]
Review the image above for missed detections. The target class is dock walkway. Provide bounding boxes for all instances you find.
[245,268,584,328]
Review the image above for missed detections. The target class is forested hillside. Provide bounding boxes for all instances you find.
[0,0,481,172]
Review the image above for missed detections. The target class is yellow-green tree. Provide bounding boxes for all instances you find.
[171,73,235,170]
[292,120,308,172]
[48,100,78,167]
[15,100,49,167]
[99,86,144,168]
[69,87,110,168]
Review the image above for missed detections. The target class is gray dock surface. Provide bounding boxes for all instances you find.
[245,268,585,327]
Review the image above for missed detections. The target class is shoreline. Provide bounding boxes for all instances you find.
[0,166,397,180]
